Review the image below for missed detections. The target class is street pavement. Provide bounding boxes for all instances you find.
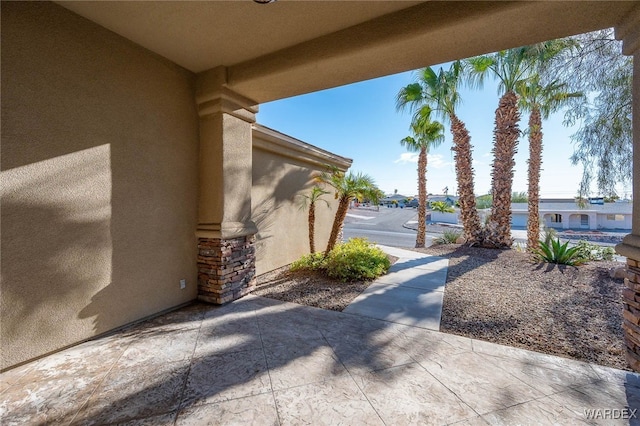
[343,206,628,254]
[343,206,421,248]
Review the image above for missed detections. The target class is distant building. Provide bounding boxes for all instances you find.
[511,199,632,230]
[380,194,409,205]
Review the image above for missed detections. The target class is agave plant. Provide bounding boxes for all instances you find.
[433,230,462,245]
[534,238,585,266]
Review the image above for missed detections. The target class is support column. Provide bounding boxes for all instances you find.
[195,67,259,304]
[615,6,640,371]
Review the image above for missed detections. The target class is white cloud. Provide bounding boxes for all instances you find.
[427,154,453,169]
[394,152,453,169]
[394,152,419,164]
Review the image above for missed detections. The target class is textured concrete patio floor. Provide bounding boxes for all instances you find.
[2,295,640,425]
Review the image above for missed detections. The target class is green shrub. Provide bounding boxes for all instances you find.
[324,238,391,282]
[433,230,462,245]
[476,194,492,209]
[290,252,325,272]
[290,238,391,282]
[512,191,528,203]
[573,240,615,261]
[601,246,616,261]
[534,238,585,266]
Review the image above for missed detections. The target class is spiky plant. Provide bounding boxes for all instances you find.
[534,238,585,266]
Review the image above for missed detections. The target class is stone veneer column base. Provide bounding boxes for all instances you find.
[622,257,640,371]
[197,235,256,304]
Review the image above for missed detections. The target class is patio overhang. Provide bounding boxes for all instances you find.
[58,1,637,103]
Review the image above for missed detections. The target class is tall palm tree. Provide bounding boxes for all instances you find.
[319,167,378,254]
[396,61,482,244]
[466,42,569,248]
[517,75,582,250]
[466,47,541,247]
[400,110,445,248]
[300,185,330,253]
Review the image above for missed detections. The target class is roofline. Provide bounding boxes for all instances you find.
[252,123,352,171]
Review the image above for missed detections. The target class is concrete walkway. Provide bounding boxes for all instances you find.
[344,245,447,330]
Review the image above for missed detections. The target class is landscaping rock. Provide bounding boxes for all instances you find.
[610,266,627,280]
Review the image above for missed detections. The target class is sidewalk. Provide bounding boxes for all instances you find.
[343,245,447,330]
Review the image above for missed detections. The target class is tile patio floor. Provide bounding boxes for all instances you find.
[2,295,640,425]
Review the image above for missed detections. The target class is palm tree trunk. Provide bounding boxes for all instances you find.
[450,113,482,243]
[309,201,316,253]
[416,147,427,248]
[486,91,520,248]
[325,195,350,254]
[527,107,542,250]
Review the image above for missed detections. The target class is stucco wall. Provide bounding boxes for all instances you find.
[430,211,459,225]
[597,214,633,230]
[511,212,528,228]
[1,3,199,369]
[252,126,351,275]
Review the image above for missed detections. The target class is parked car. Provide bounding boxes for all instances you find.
[406,199,419,208]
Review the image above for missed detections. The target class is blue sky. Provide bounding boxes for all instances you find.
[257,66,597,199]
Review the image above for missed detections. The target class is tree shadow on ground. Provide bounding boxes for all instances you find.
[6,297,460,425]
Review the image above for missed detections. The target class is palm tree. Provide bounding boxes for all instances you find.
[517,75,582,250]
[319,167,378,254]
[466,47,543,248]
[300,185,330,253]
[466,42,569,248]
[400,110,445,248]
[396,61,482,244]
[431,200,455,213]
[370,187,385,211]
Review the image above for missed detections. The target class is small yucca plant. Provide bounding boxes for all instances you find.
[534,238,585,266]
[433,230,462,245]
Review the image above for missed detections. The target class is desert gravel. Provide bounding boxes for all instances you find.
[254,245,628,370]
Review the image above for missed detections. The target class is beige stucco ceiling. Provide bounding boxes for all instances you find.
[57,1,638,103]
[57,1,422,72]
